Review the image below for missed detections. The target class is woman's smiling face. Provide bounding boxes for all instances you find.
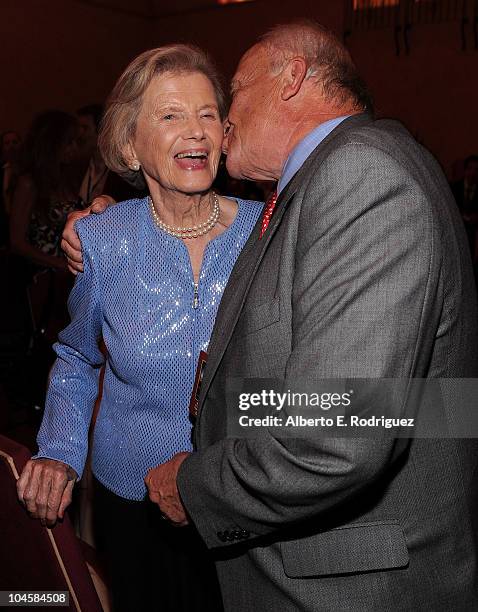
[130,71,224,196]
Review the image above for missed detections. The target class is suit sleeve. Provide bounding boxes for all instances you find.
[178,143,437,547]
[33,222,105,479]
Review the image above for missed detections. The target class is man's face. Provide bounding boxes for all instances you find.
[225,45,282,181]
[77,114,98,158]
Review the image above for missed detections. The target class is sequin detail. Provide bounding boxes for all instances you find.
[34,197,263,500]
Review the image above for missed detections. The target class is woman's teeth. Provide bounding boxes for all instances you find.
[176,152,207,159]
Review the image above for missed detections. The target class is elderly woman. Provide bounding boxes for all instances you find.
[17,45,262,612]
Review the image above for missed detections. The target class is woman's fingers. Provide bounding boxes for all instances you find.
[16,460,36,508]
[36,467,54,522]
[17,459,77,526]
[57,479,75,521]
[41,470,70,526]
[20,464,42,515]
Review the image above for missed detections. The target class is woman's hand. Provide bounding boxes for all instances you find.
[61,195,116,274]
[17,458,77,527]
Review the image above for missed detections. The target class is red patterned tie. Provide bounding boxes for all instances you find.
[259,190,278,239]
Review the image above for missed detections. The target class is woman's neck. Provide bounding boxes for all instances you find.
[149,187,214,228]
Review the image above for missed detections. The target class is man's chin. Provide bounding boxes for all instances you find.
[225,155,271,182]
[225,156,244,180]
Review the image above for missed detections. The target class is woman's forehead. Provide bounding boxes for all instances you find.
[144,72,216,103]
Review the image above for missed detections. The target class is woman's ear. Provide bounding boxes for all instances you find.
[124,141,141,171]
[281,57,308,101]
[222,119,232,154]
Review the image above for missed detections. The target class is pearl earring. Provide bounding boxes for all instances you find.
[131,161,140,171]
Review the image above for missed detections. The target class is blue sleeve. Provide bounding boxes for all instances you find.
[34,223,105,479]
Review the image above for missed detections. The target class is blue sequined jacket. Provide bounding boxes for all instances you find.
[35,197,262,500]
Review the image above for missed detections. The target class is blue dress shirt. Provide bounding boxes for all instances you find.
[277,116,349,194]
[35,197,263,500]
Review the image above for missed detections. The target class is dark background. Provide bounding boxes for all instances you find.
[1,0,477,179]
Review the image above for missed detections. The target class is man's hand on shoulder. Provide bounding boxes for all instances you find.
[61,195,116,274]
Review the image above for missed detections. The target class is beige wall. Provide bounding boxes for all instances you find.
[1,0,342,155]
[149,0,343,81]
[2,1,476,177]
[348,22,478,177]
[1,0,155,135]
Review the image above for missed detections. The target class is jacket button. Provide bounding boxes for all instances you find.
[240,529,250,539]
[232,530,241,540]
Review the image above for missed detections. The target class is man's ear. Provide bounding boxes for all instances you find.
[281,57,308,101]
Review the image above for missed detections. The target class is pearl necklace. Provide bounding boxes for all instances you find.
[149,192,220,239]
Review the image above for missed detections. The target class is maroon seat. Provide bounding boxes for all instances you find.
[0,435,103,611]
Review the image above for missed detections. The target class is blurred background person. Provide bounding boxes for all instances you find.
[8,111,83,409]
[451,154,478,264]
[77,103,148,206]
[0,130,21,247]
[77,104,108,204]
[10,110,82,270]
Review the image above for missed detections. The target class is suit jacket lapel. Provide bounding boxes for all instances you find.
[196,113,373,415]
[196,183,294,407]
[196,165,312,416]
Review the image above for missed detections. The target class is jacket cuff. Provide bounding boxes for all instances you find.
[177,451,253,549]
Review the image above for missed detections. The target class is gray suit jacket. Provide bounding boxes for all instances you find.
[178,114,478,611]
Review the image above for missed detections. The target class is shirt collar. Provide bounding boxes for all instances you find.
[277,116,350,194]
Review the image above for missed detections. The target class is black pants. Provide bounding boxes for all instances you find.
[93,478,223,612]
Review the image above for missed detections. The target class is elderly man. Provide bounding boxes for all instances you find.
[62,22,478,612]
